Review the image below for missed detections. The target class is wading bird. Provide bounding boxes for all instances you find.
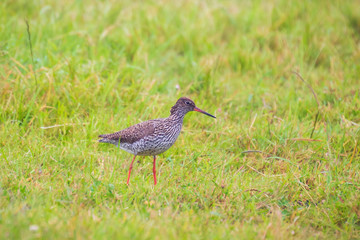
[98,97,216,185]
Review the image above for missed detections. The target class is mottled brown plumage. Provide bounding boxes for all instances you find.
[99,120,155,144]
[98,97,216,185]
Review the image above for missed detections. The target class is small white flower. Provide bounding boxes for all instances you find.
[29,225,39,231]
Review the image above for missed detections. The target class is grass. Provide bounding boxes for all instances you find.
[1,0,360,239]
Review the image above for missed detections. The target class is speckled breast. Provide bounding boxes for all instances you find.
[132,123,182,156]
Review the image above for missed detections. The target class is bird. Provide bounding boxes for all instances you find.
[98,97,216,185]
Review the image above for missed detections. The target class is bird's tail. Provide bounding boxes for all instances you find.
[98,134,109,138]
[98,137,111,143]
[98,134,119,145]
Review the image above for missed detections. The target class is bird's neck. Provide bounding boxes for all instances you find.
[168,111,186,123]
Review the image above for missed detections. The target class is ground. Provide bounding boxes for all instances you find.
[0,0,360,239]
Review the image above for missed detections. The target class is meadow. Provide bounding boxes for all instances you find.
[0,0,359,239]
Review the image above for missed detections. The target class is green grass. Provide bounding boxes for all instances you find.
[1,0,360,239]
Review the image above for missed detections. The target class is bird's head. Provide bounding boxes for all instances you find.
[170,97,216,119]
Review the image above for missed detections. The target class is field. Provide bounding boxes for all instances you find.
[1,0,360,239]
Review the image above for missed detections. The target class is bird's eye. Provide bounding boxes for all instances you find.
[185,101,191,105]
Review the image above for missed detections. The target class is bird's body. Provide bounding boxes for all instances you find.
[99,115,184,156]
[98,97,216,185]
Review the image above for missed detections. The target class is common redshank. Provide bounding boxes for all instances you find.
[98,97,216,185]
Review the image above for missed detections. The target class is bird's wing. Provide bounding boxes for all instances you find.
[98,119,158,144]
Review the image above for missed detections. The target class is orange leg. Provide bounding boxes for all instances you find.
[153,155,157,185]
[127,155,136,185]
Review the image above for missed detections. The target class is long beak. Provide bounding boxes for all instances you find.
[194,107,216,119]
